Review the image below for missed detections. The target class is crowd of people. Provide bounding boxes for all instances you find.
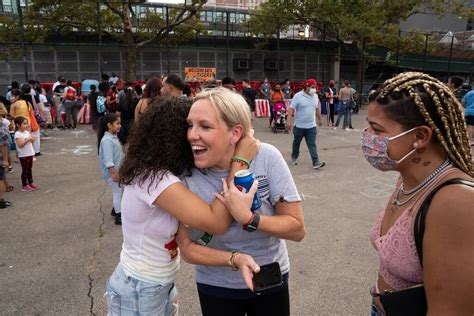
[1,70,473,315]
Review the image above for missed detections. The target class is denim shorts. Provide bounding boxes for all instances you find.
[370,299,384,316]
[105,263,178,316]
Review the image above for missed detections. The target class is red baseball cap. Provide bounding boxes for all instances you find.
[329,79,335,84]
[305,79,317,86]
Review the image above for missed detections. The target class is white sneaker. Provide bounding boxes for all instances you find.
[313,162,326,170]
[289,158,298,165]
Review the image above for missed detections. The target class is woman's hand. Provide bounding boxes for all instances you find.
[214,179,257,225]
[234,129,260,162]
[233,253,260,291]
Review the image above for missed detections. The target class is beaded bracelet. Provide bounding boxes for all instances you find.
[231,156,250,168]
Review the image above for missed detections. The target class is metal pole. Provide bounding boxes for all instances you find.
[96,2,103,75]
[423,33,429,71]
[276,19,280,82]
[16,0,28,82]
[226,11,230,77]
[361,37,366,96]
[321,24,326,84]
[166,6,170,74]
[447,32,454,77]
[396,29,401,73]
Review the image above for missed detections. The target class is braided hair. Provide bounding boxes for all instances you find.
[369,72,473,176]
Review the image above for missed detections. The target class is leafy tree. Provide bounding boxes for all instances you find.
[2,0,207,81]
[249,0,466,93]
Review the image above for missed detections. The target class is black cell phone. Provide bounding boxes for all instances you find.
[252,262,283,294]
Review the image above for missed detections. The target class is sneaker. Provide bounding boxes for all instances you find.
[8,166,13,172]
[344,128,350,131]
[0,199,12,206]
[29,183,39,190]
[0,200,10,208]
[115,213,122,225]
[289,157,298,165]
[313,162,326,170]
[34,152,42,157]
[21,185,34,192]
[111,207,117,217]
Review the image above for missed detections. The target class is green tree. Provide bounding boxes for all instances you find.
[249,0,465,93]
[2,0,207,81]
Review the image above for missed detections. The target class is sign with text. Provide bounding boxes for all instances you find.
[184,67,216,82]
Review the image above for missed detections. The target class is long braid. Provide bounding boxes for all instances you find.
[376,72,473,176]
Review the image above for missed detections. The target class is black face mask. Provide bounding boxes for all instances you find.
[275,89,280,92]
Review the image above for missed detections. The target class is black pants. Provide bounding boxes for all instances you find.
[198,284,290,316]
[19,156,33,186]
[328,103,335,124]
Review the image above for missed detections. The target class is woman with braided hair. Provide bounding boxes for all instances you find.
[363,72,474,315]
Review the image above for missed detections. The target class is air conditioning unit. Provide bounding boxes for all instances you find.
[233,59,252,71]
[264,59,283,71]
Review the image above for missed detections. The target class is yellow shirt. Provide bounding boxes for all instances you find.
[13,100,30,121]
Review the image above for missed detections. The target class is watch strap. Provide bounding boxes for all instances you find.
[243,212,260,232]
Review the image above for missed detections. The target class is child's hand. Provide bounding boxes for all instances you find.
[111,173,120,182]
[29,136,36,142]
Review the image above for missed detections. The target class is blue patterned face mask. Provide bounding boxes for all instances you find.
[361,127,418,171]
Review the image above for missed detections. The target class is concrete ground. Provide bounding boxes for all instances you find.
[0,111,400,315]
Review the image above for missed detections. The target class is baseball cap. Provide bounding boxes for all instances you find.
[329,79,335,84]
[305,79,317,86]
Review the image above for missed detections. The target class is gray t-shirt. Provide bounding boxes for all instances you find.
[183,143,301,289]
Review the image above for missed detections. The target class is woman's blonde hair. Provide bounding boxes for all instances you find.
[193,88,252,136]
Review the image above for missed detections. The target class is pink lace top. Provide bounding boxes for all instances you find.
[370,167,458,290]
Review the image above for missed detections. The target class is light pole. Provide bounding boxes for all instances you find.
[96,2,103,75]
[16,0,28,82]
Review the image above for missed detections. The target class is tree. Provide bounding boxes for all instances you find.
[249,0,465,93]
[2,0,207,81]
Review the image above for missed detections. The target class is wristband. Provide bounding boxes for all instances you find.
[243,212,260,232]
[231,156,250,168]
[228,251,239,271]
[244,213,255,226]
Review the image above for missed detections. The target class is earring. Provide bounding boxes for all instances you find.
[413,143,418,148]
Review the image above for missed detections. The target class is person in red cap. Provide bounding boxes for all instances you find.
[286,79,326,169]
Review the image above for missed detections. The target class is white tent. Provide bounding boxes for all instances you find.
[438,31,459,44]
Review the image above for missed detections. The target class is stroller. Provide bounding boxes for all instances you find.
[271,101,289,134]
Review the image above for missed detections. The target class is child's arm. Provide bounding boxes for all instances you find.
[15,135,34,148]
[100,139,119,182]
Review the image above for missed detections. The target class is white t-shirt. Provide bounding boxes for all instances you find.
[120,172,181,285]
[38,94,50,112]
[14,131,35,158]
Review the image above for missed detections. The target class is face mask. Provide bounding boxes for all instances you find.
[308,88,316,95]
[361,127,418,171]
[275,89,280,92]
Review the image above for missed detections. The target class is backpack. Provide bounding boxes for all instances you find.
[96,96,106,113]
[66,88,76,101]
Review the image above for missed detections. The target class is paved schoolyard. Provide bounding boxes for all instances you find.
[0,110,397,315]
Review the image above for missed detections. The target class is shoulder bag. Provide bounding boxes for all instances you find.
[379,178,474,316]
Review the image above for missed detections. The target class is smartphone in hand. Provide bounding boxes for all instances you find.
[252,262,283,294]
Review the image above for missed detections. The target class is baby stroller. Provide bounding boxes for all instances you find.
[272,101,289,134]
